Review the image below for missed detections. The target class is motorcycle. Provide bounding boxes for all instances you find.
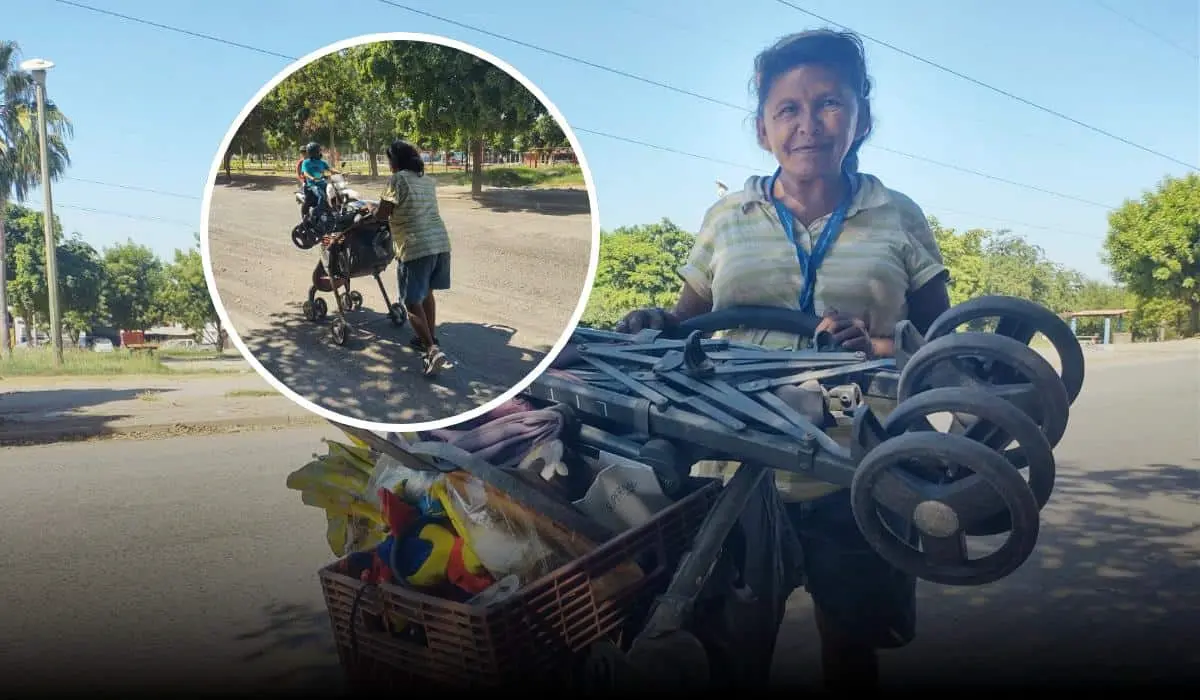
[291,174,367,250]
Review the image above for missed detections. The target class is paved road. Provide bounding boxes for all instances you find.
[774,349,1200,687]
[1,351,1195,692]
[0,425,347,695]
[206,176,593,425]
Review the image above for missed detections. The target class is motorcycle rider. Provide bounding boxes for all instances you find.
[299,142,340,224]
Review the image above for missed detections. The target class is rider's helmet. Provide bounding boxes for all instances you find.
[305,142,322,159]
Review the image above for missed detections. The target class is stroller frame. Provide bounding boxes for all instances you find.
[328,295,1086,690]
[302,221,408,346]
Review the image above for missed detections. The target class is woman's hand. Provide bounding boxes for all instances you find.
[816,309,875,355]
[615,307,679,334]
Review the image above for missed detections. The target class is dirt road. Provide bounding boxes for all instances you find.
[206,175,593,425]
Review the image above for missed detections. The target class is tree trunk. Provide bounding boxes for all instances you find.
[222,150,233,181]
[1190,299,1200,337]
[470,138,485,198]
[0,202,10,359]
[367,148,379,177]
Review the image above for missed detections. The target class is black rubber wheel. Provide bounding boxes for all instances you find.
[338,292,353,312]
[925,295,1085,405]
[389,302,407,327]
[850,431,1041,586]
[883,386,1056,536]
[302,300,316,323]
[349,290,364,310]
[330,318,349,346]
[897,331,1070,449]
[313,297,328,322]
[291,224,316,250]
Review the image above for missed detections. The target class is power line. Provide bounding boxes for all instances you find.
[63,176,200,200]
[57,0,1118,210]
[772,0,1198,171]
[1092,0,1199,59]
[51,0,1115,235]
[23,200,196,228]
[374,1,746,112]
[51,0,294,61]
[374,1,1115,209]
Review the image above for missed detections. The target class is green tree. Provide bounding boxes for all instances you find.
[3,202,66,341]
[100,240,164,331]
[6,233,100,339]
[1102,173,1200,337]
[582,219,695,328]
[0,40,73,355]
[362,41,544,196]
[160,234,225,348]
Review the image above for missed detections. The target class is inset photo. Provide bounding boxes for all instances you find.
[202,33,597,430]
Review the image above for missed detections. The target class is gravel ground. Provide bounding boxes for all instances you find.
[206,176,594,425]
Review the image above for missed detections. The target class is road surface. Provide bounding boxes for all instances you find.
[0,351,1195,692]
[206,176,593,425]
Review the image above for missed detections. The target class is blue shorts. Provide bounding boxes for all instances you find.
[397,252,451,306]
[787,489,918,649]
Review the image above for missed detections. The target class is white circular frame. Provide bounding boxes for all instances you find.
[199,32,600,434]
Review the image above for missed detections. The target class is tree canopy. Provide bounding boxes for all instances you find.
[1102,173,1200,337]
[227,41,572,194]
[581,213,1155,339]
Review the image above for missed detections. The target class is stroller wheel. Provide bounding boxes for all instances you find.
[388,302,407,327]
[330,317,349,346]
[313,297,328,321]
[292,224,315,250]
[302,300,316,322]
[349,290,364,310]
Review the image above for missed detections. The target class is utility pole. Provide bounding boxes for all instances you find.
[21,58,62,367]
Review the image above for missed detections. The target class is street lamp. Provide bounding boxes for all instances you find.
[20,57,63,366]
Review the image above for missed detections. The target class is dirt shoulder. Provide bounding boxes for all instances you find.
[0,373,323,446]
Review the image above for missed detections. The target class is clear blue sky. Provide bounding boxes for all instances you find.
[9,0,1199,282]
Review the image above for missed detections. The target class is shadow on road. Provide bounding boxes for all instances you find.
[215,175,283,192]
[470,188,591,216]
[877,458,1200,687]
[240,307,544,424]
[0,386,170,444]
[235,601,343,691]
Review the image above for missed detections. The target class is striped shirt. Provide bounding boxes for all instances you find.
[678,171,947,502]
[380,170,452,262]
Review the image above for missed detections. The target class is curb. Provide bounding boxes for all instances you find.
[0,413,328,448]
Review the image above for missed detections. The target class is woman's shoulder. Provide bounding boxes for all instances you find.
[701,175,772,227]
[856,172,934,237]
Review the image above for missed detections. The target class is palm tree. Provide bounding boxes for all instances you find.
[0,40,73,356]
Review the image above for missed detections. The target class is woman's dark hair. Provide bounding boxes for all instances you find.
[386,139,424,175]
[751,29,874,174]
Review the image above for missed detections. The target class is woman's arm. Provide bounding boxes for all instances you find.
[907,272,951,336]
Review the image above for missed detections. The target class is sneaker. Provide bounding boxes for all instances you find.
[423,346,449,377]
[410,335,439,351]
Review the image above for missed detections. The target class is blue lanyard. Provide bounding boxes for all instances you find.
[768,168,857,314]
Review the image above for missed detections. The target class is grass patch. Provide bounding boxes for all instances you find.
[225,389,278,398]
[428,165,584,189]
[0,347,170,378]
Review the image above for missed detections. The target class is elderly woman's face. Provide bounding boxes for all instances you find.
[756,64,865,183]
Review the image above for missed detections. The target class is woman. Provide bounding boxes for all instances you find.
[373,139,453,377]
[616,29,951,689]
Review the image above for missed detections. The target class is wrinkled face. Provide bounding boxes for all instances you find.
[756,64,866,183]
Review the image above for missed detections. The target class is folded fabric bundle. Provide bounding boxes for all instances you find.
[423,405,571,469]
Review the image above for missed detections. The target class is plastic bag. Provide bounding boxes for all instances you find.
[434,470,646,599]
[433,471,563,584]
[364,452,441,509]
